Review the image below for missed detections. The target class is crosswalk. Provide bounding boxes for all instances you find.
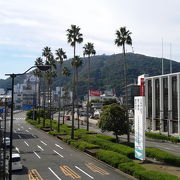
[14,117,25,120]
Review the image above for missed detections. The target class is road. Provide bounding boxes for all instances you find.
[6,112,135,180]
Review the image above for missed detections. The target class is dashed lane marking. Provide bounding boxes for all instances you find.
[59,166,81,179]
[33,151,41,159]
[37,145,44,151]
[40,140,47,146]
[18,135,22,139]
[55,144,63,149]
[26,130,30,133]
[75,166,94,179]
[24,141,29,147]
[48,167,62,180]
[28,169,43,180]
[53,150,64,158]
[85,163,110,175]
[15,147,20,153]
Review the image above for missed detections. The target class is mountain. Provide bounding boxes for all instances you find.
[1,53,180,98]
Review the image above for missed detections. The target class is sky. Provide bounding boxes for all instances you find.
[0,0,180,79]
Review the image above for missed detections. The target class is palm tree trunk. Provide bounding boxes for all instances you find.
[71,44,76,139]
[38,79,41,124]
[87,56,90,131]
[57,65,62,132]
[123,44,130,142]
[43,77,46,127]
[76,69,80,129]
[49,83,52,130]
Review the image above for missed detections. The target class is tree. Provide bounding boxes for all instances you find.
[83,42,96,131]
[33,57,43,124]
[98,103,128,143]
[71,56,83,129]
[66,24,83,139]
[62,66,70,124]
[55,48,67,132]
[115,27,132,142]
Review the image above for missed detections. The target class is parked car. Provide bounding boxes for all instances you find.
[3,137,10,147]
[11,153,23,170]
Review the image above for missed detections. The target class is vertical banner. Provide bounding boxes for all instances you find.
[134,96,145,161]
[140,78,145,96]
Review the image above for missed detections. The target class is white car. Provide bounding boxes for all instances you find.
[11,153,23,170]
[3,137,10,147]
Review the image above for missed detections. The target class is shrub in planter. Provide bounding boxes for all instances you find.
[146,147,180,166]
[96,150,131,168]
[118,161,145,176]
[70,141,99,151]
[134,170,179,180]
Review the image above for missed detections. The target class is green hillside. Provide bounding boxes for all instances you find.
[0,53,179,98]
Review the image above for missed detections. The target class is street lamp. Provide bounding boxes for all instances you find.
[5,65,51,180]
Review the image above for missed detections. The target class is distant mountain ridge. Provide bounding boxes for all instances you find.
[1,53,180,97]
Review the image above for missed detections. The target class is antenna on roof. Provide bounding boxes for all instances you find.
[162,38,164,75]
[170,42,172,73]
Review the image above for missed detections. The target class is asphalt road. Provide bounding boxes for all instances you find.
[6,112,135,180]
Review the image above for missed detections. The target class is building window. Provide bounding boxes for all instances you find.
[163,77,168,119]
[148,80,152,117]
[155,79,160,118]
[172,76,178,120]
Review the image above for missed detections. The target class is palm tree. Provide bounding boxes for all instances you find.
[66,25,83,139]
[83,42,96,131]
[62,66,70,124]
[115,26,132,142]
[45,54,56,130]
[55,48,67,132]
[33,57,43,124]
[71,56,83,129]
[42,46,53,127]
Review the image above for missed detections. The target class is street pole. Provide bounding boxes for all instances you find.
[9,74,15,180]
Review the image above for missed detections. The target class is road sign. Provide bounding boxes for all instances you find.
[134,96,145,161]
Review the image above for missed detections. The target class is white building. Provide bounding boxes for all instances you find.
[145,72,180,137]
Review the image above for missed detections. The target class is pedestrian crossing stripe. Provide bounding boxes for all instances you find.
[59,166,81,179]
[85,163,109,175]
[28,169,43,180]
[14,118,25,120]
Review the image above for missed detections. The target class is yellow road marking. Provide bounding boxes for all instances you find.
[28,169,43,180]
[85,163,110,175]
[59,166,81,179]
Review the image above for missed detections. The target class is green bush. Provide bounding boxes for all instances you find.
[146,147,180,166]
[118,161,145,176]
[145,132,180,143]
[95,134,116,142]
[81,135,134,158]
[70,140,99,151]
[134,170,179,180]
[96,150,131,168]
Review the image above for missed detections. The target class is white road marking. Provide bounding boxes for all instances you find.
[75,166,94,179]
[21,126,24,129]
[29,127,32,130]
[48,167,62,180]
[17,128,20,131]
[26,130,29,133]
[37,145,44,151]
[24,141,29,147]
[32,134,36,138]
[14,130,17,133]
[33,151,41,159]
[18,135,22,139]
[16,147,20,153]
[55,144,63,149]
[53,150,64,158]
[40,140,47,146]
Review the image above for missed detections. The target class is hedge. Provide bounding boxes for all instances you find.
[95,150,131,168]
[134,170,179,180]
[119,162,145,176]
[70,140,99,151]
[82,135,134,158]
[145,132,180,143]
[146,147,180,166]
